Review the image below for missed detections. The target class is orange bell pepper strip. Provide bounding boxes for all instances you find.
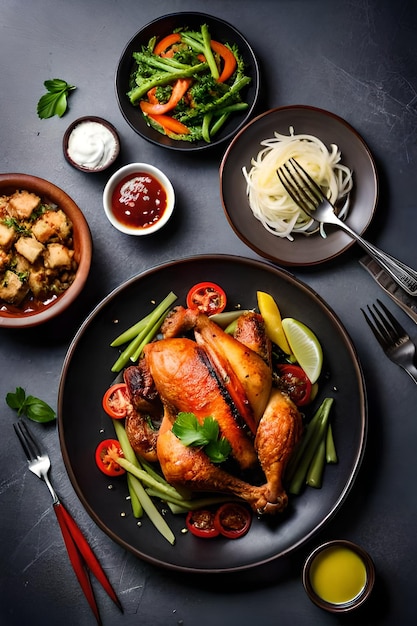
[140,78,192,115]
[154,33,181,56]
[146,87,159,104]
[147,113,190,136]
[211,40,237,82]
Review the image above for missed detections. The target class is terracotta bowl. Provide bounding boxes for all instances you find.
[0,173,92,328]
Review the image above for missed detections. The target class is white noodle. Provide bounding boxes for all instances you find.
[242,127,353,241]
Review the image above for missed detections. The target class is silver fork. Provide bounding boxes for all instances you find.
[277,158,417,296]
[14,419,122,624]
[361,299,417,384]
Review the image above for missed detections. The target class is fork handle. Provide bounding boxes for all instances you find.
[401,364,417,385]
[336,221,417,296]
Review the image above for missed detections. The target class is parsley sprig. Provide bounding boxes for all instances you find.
[37,78,76,119]
[6,387,56,423]
[172,412,231,464]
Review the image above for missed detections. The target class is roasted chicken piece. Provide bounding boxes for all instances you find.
[144,337,258,470]
[123,362,163,462]
[123,309,303,515]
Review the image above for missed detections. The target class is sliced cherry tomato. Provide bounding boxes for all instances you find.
[102,383,130,419]
[214,503,252,539]
[186,282,227,316]
[186,509,220,538]
[276,364,312,406]
[95,439,126,477]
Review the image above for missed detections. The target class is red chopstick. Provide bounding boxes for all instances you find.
[53,501,122,624]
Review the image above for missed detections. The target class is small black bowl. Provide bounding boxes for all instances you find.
[302,540,375,613]
[115,12,260,152]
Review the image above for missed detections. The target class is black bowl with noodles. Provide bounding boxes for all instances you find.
[115,12,260,152]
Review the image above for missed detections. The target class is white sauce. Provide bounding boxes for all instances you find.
[67,121,117,170]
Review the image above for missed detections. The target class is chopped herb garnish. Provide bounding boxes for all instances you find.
[172,412,231,463]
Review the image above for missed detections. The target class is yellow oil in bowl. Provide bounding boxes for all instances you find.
[303,540,375,612]
[310,545,366,604]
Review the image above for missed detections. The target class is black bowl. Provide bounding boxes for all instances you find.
[115,12,260,152]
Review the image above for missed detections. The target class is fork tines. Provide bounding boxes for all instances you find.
[361,298,407,350]
[277,157,323,212]
[13,420,42,462]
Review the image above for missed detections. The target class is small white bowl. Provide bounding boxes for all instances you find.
[103,163,175,235]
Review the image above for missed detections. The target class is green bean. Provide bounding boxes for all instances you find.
[201,24,219,79]
[110,291,177,348]
[306,437,326,488]
[326,422,338,464]
[127,471,175,545]
[209,309,253,328]
[110,292,177,372]
[110,312,153,347]
[286,398,330,483]
[288,398,333,495]
[127,473,143,518]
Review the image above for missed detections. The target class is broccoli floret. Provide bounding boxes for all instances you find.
[189,74,224,105]
[155,85,173,104]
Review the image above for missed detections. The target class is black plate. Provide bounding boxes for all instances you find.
[115,12,260,152]
[58,255,367,573]
[220,105,378,266]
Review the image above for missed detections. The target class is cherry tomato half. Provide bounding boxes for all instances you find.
[214,503,252,539]
[186,282,227,316]
[102,383,130,419]
[276,364,312,406]
[185,509,220,538]
[95,439,126,477]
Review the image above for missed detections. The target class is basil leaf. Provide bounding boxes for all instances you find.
[5,387,56,422]
[43,78,70,93]
[37,92,61,119]
[54,92,68,118]
[37,78,76,119]
[25,396,56,423]
[6,387,26,413]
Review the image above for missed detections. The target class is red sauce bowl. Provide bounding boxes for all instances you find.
[102,163,175,235]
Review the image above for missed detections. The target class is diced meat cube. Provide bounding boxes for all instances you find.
[28,267,48,298]
[0,223,15,250]
[32,209,72,243]
[8,190,41,219]
[44,243,74,269]
[0,270,30,304]
[14,235,44,264]
[0,249,11,272]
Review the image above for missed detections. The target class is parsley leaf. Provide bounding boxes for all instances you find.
[37,78,76,119]
[6,387,56,423]
[172,412,231,463]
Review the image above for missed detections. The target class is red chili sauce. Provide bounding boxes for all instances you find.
[111,172,167,230]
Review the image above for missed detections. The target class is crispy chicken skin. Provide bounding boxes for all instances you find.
[255,389,303,513]
[157,406,273,513]
[125,309,303,515]
[143,337,258,470]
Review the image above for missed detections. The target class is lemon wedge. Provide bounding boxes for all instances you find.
[257,291,292,354]
[281,317,323,383]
